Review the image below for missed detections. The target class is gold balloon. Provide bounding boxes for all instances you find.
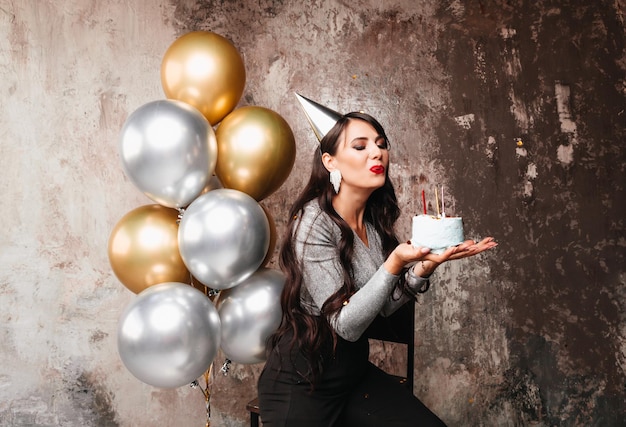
[108,205,189,294]
[161,31,246,125]
[260,204,278,267]
[215,106,296,201]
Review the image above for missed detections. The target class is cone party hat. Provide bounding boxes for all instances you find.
[295,93,342,142]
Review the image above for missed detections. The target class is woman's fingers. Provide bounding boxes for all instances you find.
[424,238,498,262]
[447,237,498,260]
[406,237,497,264]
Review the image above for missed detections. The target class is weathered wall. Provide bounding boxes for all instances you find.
[0,0,624,426]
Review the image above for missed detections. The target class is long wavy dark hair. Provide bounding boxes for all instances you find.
[267,112,401,386]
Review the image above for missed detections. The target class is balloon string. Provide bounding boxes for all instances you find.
[203,363,212,426]
[191,363,213,427]
[204,365,211,427]
[187,280,218,427]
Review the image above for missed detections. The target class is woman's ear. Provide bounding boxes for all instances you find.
[321,152,335,173]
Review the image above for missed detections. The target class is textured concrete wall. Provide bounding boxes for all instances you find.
[0,0,624,426]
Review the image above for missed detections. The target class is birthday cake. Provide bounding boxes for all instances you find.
[411,215,464,254]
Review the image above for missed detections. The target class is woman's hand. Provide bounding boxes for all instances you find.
[384,242,432,276]
[384,237,497,277]
[439,237,498,261]
[416,237,498,276]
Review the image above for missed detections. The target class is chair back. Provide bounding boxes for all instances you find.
[364,299,415,390]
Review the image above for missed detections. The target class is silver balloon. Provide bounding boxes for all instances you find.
[215,268,285,364]
[178,189,270,290]
[119,99,218,209]
[201,174,223,194]
[117,282,221,388]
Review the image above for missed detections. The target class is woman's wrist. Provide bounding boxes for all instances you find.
[404,267,431,294]
[384,253,405,276]
[412,261,435,278]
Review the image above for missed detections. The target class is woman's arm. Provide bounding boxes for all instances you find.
[296,212,400,341]
[380,267,430,316]
[296,208,497,341]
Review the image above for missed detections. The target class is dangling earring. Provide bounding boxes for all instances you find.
[330,169,342,193]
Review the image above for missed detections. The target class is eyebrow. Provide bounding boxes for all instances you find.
[349,135,385,144]
[349,136,368,144]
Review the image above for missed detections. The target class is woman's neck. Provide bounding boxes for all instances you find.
[331,191,371,245]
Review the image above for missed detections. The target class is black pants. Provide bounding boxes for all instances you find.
[257,331,447,426]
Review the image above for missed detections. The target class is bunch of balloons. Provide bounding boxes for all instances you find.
[108,31,295,388]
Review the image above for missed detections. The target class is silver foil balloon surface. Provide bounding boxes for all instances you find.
[119,99,218,209]
[117,282,221,388]
[215,268,285,364]
[178,189,270,290]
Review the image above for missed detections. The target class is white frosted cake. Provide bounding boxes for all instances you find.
[411,215,464,254]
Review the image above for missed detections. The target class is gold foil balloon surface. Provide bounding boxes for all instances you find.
[215,106,296,201]
[108,205,189,294]
[161,31,246,125]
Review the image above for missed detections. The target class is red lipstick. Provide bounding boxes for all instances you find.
[370,165,385,174]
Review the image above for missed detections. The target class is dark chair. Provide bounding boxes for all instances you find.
[363,298,415,391]
[246,299,416,426]
[246,397,261,427]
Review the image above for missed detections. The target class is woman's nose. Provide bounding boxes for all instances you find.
[369,143,382,158]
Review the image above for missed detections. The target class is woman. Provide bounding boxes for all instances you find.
[257,110,497,426]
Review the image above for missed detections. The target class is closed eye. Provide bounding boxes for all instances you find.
[376,137,389,150]
[350,136,389,150]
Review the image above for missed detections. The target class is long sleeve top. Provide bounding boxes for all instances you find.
[294,200,430,342]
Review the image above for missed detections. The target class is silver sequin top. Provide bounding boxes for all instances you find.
[293,200,430,342]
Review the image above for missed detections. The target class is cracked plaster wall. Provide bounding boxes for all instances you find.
[0,0,624,426]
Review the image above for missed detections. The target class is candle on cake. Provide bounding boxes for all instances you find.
[411,186,464,254]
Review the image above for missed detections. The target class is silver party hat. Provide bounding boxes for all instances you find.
[295,93,342,141]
